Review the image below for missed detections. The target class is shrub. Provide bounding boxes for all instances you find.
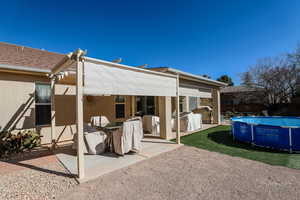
[0,129,41,158]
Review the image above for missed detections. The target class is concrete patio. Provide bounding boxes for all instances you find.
[56,138,182,183]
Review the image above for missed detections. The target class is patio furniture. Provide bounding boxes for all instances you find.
[101,122,123,152]
[51,49,181,180]
[90,116,110,128]
[173,112,202,132]
[193,106,213,124]
[142,115,160,136]
[112,118,143,156]
[72,124,107,155]
[142,112,203,134]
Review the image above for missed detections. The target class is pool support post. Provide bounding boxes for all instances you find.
[231,122,235,140]
[288,128,292,153]
[250,124,255,146]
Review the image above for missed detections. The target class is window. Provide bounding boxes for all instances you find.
[179,96,185,112]
[35,83,51,126]
[135,96,155,116]
[189,96,198,112]
[146,96,155,115]
[115,96,125,119]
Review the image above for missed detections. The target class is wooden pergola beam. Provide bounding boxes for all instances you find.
[50,78,56,149]
[76,58,85,180]
[176,74,181,144]
[50,49,86,180]
[51,52,74,74]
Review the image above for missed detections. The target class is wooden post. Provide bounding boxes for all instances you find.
[217,89,221,125]
[50,78,56,149]
[76,58,85,180]
[158,96,172,139]
[212,88,221,124]
[176,75,180,144]
[131,96,135,117]
[185,96,189,112]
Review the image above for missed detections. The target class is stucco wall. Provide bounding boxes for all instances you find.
[0,70,221,145]
[212,88,221,124]
[168,78,219,124]
[0,72,132,144]
[0,72,47,131]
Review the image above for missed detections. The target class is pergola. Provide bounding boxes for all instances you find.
[50,49,181,180]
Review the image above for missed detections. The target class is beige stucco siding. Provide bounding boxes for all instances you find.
[0,78,35,130]
[39,84,77,144]
[212,88,221,124]
[168,79,220,124]
[0,72,132,144]
[0,69,221,145]
[83,96,132,123]
[0,72,48,131]
[179,79,216,90]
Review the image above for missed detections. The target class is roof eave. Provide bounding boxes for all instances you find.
[164,67,227,87]
[0,64,51,76]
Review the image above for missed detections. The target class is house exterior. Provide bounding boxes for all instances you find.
[221,85,267,116]
[149,67,225,124]
[0,42,225,145]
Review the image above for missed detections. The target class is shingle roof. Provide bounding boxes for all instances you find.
[0,42,66,70]
[221,85,264,93]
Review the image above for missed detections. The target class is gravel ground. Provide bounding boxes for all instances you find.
[60,146,300,200]
[0,162,76,200]
[2,146,300,200]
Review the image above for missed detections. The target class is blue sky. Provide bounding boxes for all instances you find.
[1,0,300,84]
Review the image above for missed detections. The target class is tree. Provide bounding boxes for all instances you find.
[217,75,234,86]
[241,56,300,106]
[240,71,253,86]
[288,43,300,67]
[288,44,300,97]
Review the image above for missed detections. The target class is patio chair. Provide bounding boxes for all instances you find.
[112,118,143,156]
[90,116,110,128]
[142,115,160,136]
[173,112,202,132]
[72,124,107,155]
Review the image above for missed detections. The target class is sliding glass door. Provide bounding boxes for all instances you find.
[135,96,155,116]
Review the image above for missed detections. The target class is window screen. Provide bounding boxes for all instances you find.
[189,96,198,112]
[115,96,125,119]
[35,83,51,126]
[179,96,185,112]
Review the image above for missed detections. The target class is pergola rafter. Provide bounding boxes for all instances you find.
[50,49,180,180]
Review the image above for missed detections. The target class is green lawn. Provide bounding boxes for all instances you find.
[180,125,300,170]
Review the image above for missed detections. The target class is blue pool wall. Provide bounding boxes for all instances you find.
[231,117,300,153]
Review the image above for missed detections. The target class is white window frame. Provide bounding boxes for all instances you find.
[35,82,52,126]
[115,95,126,119]
[179,96,185,113]
[188,96,198,112]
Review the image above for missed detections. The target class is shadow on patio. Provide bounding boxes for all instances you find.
[0,146,75,178]
[55,137,182,183]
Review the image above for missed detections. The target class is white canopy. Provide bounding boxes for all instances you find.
[179,84,212,98]
[83,57,177,97]
[51,50,181,181]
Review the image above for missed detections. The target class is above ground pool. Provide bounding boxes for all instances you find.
[231,116,300,153]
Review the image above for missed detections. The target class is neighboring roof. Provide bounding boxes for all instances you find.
[221,85,264,93]
[149,67,227,87]
[0,41,66,71]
